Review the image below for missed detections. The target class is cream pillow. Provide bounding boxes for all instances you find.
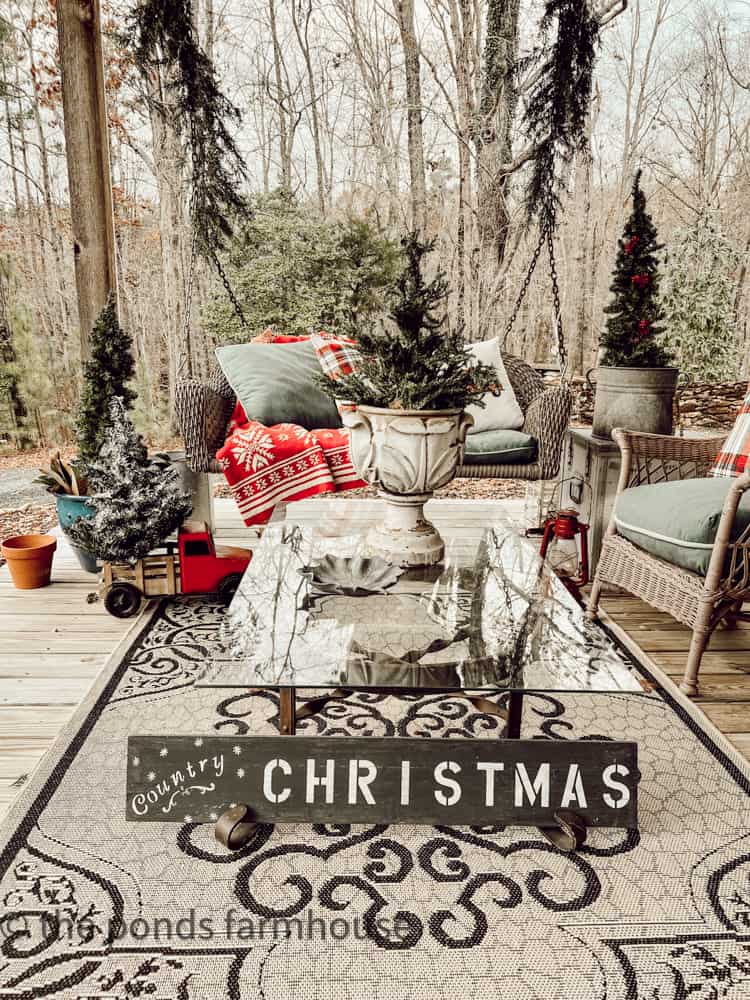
[465,337,524,433]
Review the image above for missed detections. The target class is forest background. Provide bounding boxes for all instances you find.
[0,0,749,448]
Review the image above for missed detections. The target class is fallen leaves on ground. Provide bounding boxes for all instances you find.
[214,477,527,501]
[0,504,57,541]
[0,436,184,472]
[0,446,76,473]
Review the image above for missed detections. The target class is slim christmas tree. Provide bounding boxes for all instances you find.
[600,171,673,368]
[321,233,496,410]
[68,398,192,563]
[76,295,137,468]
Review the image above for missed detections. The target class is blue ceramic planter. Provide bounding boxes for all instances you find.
[55,495,100,574]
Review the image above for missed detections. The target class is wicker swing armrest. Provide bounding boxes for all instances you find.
[522,385,572,479]
[175,378,236,474]
[611,428,727,492]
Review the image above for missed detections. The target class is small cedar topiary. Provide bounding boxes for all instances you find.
[76,295,137,469]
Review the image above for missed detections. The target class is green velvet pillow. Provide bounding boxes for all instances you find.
[215,341,341,430]
[463,429,537,465]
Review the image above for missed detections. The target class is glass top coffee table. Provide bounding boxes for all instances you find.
[197,519,643,739]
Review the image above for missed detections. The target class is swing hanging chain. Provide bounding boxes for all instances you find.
[502,174,569,383]
[502,224,546,347]
[178,224,198,381]
[178,161,249,385]
[210,247,249,331]
[545,205,568,382]
[177,183,199,381]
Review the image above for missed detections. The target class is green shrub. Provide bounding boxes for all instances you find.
[203,192,401,343]
[661,214,745,381]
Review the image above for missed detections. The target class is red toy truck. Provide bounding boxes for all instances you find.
[100,521,252,618]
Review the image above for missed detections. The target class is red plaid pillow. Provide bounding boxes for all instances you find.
[310,332,361,381]
[711,383,750,478]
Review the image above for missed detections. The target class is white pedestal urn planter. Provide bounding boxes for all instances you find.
[340,405,474,566]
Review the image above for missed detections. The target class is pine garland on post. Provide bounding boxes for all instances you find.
[600,171,674,368]
[76,295,137,468]
[68,398,192,564]
[124,0,248,258]
[320,233,496,410]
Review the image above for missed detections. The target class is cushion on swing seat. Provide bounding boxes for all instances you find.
[463,429,537,465]
[614,477,750,576]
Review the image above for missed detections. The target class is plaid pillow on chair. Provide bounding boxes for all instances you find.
[310,332,361,380]
[711,383,750,478]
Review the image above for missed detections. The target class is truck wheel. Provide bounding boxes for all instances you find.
[104,583,142,619]
[218,573,243,604]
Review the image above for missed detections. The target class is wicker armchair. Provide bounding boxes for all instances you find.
[174,353,571,481]
[586,429,750,697]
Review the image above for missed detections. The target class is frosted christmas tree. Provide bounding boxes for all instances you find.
[68,398,192,563]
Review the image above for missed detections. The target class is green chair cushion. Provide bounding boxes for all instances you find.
[463,429,537,466]
[215,341,341,431]
[614,477,750,576]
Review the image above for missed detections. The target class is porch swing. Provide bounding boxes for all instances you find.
[174,245,573,505]
[174,196,573,529]
[457,197,573,485]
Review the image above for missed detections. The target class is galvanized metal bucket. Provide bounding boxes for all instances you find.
[588,366,679,440]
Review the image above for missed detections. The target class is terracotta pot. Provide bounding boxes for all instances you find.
[1,533,57,589]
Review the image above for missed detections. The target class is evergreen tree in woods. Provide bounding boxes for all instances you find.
[600,171,673,368]
[320,233,496,410]
[69,398,192,563]
[76,295,137,468]
[661,214,742,381]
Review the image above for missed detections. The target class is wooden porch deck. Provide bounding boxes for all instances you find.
[1,497,748,822]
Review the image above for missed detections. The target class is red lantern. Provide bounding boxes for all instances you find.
[539,509,590,599]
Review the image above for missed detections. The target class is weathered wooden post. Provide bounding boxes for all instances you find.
[56,0,117,359]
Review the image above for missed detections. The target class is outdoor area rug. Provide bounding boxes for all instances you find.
[1,597,750,1000]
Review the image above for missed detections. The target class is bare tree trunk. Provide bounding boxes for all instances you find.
[565,94,597,376]
[2,79,21,217]
[567,151,594,375]
[13,54,40,275]
[147,71,189,415]
[292,0,327,214]
[268,0,293,192]
[394,0,427,234]
[449,0,479,335]
[56,0,117,359]
[476,0,519,267]
[28,10,73,360]
[203,0,214,58]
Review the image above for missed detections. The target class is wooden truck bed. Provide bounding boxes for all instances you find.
[102,552,181,597]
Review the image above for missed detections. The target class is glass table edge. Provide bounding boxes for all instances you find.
[194,680,649,695]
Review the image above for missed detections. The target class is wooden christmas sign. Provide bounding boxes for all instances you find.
[127,735,638,829]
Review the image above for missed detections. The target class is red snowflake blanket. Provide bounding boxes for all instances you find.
[216,402,365,527]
